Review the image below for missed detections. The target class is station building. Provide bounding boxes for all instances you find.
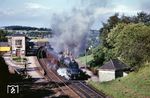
[10,34,26,56]
[1,33,49,56]
[5,34,28,56]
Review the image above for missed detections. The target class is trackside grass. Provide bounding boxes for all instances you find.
[76,54,93,65]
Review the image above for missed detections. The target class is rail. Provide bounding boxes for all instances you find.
[37,48,80,98]
[37,47,107,98]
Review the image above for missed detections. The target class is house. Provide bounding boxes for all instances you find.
[98,59,129,82]
[6,33,39,56]
[8,34,26,56]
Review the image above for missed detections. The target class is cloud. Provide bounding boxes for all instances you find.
[80,0,109,7]
[113,5,142,15]
[93,7,113,15]
[0,2,51,18]
[0,1,52,27]
[0,0,150,28]
[140,0,150,12]
[0,9,14,16]
[25,2,50,10]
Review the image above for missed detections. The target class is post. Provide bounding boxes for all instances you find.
[85,49,87,66]
[11,51,12,59]
[24,61,27,75]
[21,53,23,65]
[85,45,93,69]
[85,48,88,69]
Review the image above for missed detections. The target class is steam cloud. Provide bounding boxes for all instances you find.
[49,10,91,56]
[49,0,109,56]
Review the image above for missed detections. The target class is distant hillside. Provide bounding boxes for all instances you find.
[3,25,51,31]
[89,64,150,98]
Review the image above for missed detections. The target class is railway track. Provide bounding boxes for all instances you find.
[70,81,106,98]
[37,48,80,98]
[37,47,107,98]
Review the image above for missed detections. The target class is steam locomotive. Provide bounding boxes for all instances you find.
[62,57,81,79]
[67,59,81,79]
[45,48,81,79]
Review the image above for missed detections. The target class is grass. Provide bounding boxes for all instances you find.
[76,54,93,65]
[89,64,150,98]
[12,57,27,62]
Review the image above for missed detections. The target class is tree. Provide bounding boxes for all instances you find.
[100,13,120,48]
[107,23,150,68]
[0,30,8,41]
[92,45,105,66]
[135,12,150,25]
[100,12,150,48]
[92,12,150,68]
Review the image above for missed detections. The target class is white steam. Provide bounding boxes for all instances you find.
[49,0,109,56]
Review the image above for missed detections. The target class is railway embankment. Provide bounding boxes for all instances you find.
[89,64,150,98]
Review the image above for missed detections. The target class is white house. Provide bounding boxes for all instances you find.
[8,34,26,56]
[98,59,129,82]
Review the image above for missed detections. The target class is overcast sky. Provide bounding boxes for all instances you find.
[0,0,150,29]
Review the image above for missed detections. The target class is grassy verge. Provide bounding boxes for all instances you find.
[76,54,93,65]
[88,65,150,98]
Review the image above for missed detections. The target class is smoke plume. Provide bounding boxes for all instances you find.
[49,0,109,56]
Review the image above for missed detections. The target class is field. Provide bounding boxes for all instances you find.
[89,64,150,98]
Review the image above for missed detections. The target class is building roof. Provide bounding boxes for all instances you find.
[100,59,129,70]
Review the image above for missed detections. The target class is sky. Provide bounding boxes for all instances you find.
[0,0,150,29]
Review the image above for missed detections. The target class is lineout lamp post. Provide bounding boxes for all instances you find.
[85,48,88,69]
[85,45,93,69]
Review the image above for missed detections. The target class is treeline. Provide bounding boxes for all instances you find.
[4,25,52,31]
[26,31,52,38]
[0,30,10,42]
[91,12,150,69]
[0,29,52,41]
[0,26,53,40]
